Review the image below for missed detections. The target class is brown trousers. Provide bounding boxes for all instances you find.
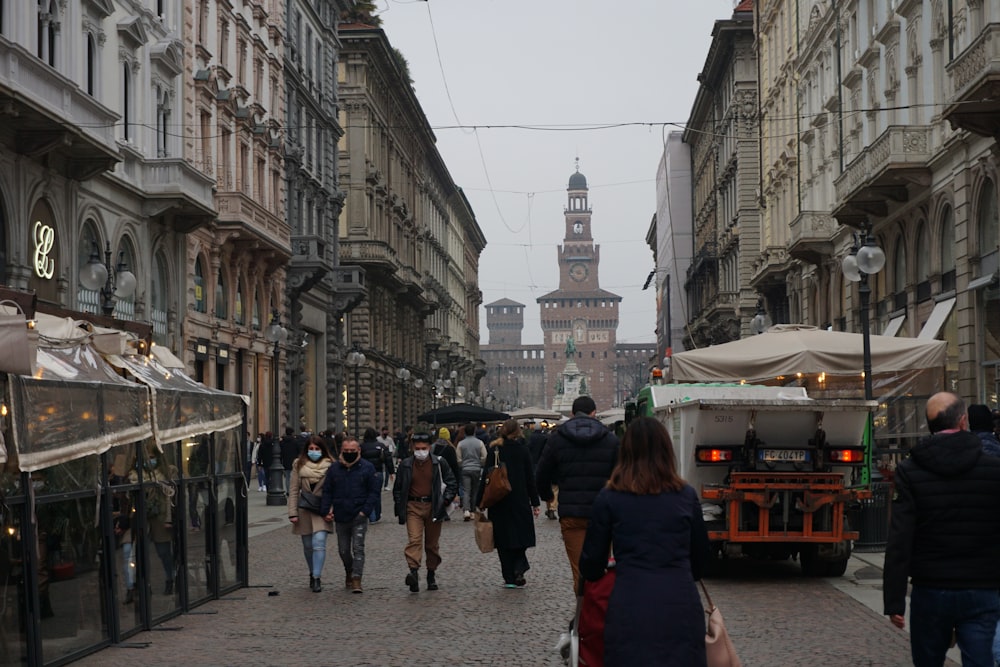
[404,501,442,571]
[560,516,589,594]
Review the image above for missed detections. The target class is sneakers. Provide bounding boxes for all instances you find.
[514,573,527,587]
[405,568,419,593]
[545,509,557,520]
[463,511,472,521]
[426,570,438,591]
[351,576,363,594]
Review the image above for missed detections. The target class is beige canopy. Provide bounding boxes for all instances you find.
[671,325,946,383]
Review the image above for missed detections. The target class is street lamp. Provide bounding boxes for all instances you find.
[264,309,288,506]
[396,366,410,428]
[345,343,366,437]
[79,240,137,317]
[842,220,885,485]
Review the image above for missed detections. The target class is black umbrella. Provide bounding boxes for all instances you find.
[417,403,510,425]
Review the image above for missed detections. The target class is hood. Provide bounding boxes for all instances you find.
[557,415,609,445]
[909,430,984,476]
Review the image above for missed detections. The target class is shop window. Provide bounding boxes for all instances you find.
[114,238,137,321]
[215,267,228,318]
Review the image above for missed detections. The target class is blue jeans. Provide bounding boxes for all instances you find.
[369,473,383,521]
[909,585,1000,667]
[300,530,328,578]
[336,514,369,577]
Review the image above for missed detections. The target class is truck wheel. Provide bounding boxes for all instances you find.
[825,557,849,577]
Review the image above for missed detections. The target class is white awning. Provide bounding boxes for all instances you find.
[151,344,186,369]
[881,315,906,338]
[967,273,998,291]
[918,297,957,340]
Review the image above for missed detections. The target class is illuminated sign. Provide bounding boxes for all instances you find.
[32,221,55,279]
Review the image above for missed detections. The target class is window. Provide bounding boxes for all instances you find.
[237,38,246,84]
[156,87,170,157]
[215,268,228,318]
[978,180,999,276]
[254,57,262,99]
[252,289,261,329]
[37,0,57,68]
[194,257,206,312]
[122,64,131,141]
[941,205,956,291]
[198,0,208,44]
[77,221,102,314]
[114,238,137,321]
[220,25,229,69]
[86,35,96,96]
[235,277,245,325]
[240,144,249,194]
[151,251,169,345]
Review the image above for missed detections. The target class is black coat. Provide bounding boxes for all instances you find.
[392,455,458,523]
[535,415,619,518]
[478,439,539,549]
[360,438,394,474]
[279,435,302,470]
[526,430,548,464]
[580,486,710,667]
[433,439,461,482]
[883,430,1000,616]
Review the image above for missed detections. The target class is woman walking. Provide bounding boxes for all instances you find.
[477,419,540,587]
[288,435,334,592]
[579,416,711,666]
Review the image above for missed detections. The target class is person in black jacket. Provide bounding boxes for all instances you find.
[279,427,301,496]
[883,392,1000,666]
[433,427,462,514]
[535,395,619,593]
[360,428,394,523]
[526,424,555,520]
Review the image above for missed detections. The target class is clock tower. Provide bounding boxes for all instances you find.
[537,161,622,411]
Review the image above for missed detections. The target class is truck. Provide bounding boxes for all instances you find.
[632,383,876,576]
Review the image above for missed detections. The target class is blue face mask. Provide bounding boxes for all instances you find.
[307,450,322,462]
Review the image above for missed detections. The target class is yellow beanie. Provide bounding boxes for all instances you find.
[438,427,451,440]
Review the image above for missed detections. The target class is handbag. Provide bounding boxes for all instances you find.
[297,479,323,514]
[473,510,494,553]
[479,448,511,509]
[700,580,742,667]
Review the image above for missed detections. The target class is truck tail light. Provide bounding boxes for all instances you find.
[828,448,865,463]
[696,448,734,463]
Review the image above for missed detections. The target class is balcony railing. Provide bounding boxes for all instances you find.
[788,212,836,263]
[943,23,1000,137]
[835,125,932,204]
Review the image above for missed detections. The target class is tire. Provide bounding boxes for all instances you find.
[825,556,849,577]
[799,545,825,577]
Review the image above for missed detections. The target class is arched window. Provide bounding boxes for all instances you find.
[234,277,245,325]
[86,34,96,96]
[151,251,169,345]
[978,179,999,276]
[916,221,931,300]
[194,256,206,312]
[37,0,58,68]
[114,237,137,321]
[215,267,228,318]
[252,288,261,330]
[77,220,101,314]
[156,86,170,157]
[893,238,907,311]
[941,205,956,291]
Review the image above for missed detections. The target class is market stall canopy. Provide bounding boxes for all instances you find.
[509,406,563,421]
[5,313,152,471]
[596,408,625,426]
[417,403,510,425]
[671,324,947,383]
[107,353,246,447]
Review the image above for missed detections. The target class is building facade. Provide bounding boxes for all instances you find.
[682,1,761,349]
[337,24,486,433]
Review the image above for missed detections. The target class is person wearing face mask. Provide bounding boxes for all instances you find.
[392,424,459,592]
[288,435,335,592]
[320,437,379,594]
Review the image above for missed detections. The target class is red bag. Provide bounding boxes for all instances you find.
[576,565,616,667]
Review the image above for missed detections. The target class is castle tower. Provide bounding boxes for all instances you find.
[485,298,525,346]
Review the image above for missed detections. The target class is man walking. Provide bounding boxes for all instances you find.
[393,426,458,592]
[456,423,487,520]
[535,396,619,593]
[321,437,379,594]
[884,392,1000,666]
[526,422,556,519]
[279,427,301,496]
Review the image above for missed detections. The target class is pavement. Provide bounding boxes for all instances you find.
[72,488,960,667]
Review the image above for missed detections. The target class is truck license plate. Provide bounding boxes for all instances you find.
[760,449,809,462]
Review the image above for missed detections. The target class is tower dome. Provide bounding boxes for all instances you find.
[568,170,588,190]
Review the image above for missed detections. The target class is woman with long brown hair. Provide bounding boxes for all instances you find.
[579,416,710,666]
[288,435,334,592]
[476,419,540,587]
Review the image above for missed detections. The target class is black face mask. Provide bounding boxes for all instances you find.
[342,451,359,463]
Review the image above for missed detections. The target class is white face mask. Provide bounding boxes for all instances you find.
[414,449,430,461]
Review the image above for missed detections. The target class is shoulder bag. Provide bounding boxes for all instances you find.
[479,448,511,509]
[700,580,742,667]
[297,478,323,514]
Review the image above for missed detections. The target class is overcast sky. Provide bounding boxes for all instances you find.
[377,0,740,345]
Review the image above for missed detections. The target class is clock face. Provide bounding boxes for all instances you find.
[569,263,588,282]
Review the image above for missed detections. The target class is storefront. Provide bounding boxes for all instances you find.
[0,298,247,667]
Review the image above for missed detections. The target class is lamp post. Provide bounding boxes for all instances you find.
[345,343,366,437]
[509,370,519,409]
[79,241,137,317]
[449,369,458,404]
[264,309,288,506]
[412,378,423,419]
[396,366,410,428]
[842,220,886,486]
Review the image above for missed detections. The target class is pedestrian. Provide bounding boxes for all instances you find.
[392,425,458,592]
[535,395,619,593]
[395,425,410,463]
[243,430,254,486]
[456,422,487,520]
[579,416,710,666]
[320,437,379,594]
[883,392,1000,666]
[378,426,396,489]
[478,420,540,587]
[252,434,267,492]
[279,427,300,496]
[968,403,1000,457]
[287,435,334,593]
[360,427,393,522]
[433,427,462,483]
[321,429,339,458]
[526,422,556,520]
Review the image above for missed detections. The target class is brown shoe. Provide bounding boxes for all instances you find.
[351,576,363,594]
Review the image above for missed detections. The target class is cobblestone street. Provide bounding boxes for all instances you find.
[74,489,956,667]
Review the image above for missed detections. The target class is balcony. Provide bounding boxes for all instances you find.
[0,38,120,180]
[788,211,836,264]
[943,23,1000,137]
[833,125,933,226]
[136,158,217,231]
[329,265,366,317]
[342,239,399,276]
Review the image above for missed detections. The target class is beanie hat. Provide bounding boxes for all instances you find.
[438,427,451,440]
[968,404,994,432]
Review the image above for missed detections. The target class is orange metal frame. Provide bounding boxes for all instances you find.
[701,472,871,543]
